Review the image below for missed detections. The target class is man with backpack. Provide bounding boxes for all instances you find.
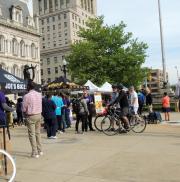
[73,94,89,134]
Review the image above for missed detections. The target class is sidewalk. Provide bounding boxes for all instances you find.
[1,112,180,182]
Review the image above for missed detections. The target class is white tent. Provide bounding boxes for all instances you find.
[84,80,99,92]
[99,82,113,93]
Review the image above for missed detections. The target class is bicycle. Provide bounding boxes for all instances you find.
[0,149,16,182]
[101,107,147,136]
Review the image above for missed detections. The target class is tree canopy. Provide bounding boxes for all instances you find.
[67,16,148,87]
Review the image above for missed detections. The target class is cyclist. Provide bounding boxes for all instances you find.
[109,84,130,131]
[108,84,119,106]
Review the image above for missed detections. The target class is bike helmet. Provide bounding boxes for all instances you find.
[112,83,118,89]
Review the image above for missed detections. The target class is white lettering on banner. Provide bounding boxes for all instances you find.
[4,74,21,83]
[5,83,26,90]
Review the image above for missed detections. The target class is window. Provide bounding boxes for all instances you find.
[47,17,49,23]
[79,18,81,23]
[41,69,43,76]
[54,57,57,63]
[47,34,50,40]
[42,28,44,33]
[72,14,74,19]
[31,43,36,58]
[53,25,56,30]
[58,14,61,20]
[54,43,56,47]
[64,13,67,19]
[0,35,5,53]
[47,58,50,65]
[55,67,58,74]
[12,38,18,55]
[20,40,25,57]
[64,22,67,27]
[65,32,67,36]
[58,23,61,29]
[41,19,44,25]
[60,0,64,7]
[47,68,51,74]
[47,26,50,32]
[47,78,51,83]
[52,16,55,22]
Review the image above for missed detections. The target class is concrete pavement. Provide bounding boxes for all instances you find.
[2,113,180,182]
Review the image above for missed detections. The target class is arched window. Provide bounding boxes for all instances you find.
[12,65,18,76]
[31,43,35,58]
[12,38,18,55]
[20,40,25,57]
[0,35,5,52]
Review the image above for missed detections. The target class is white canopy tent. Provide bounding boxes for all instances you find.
[84,80,99,92]
[99,82,113,93]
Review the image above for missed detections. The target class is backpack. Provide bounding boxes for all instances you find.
[147,112,162,124]
[72,99,81,114]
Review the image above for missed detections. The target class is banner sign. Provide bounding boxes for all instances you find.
[94,92,103,114]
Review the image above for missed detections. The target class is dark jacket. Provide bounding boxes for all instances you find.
[146,93,153,105]
[110,90,129,108]
[42,98,56,120]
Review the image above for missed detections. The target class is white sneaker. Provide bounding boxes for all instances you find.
[39,152,43,156]
[31,154,39,159]
[52,136,57,139]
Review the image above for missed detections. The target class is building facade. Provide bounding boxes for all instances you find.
[0,0,41,83]
[34,0,97,84]
[147,69,169,94]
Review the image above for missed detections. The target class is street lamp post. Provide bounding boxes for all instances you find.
[61,59,67,79]
[158,0,167,84]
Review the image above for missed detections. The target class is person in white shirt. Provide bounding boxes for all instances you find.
[129,86,139,115]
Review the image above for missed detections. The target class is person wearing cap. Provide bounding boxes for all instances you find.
[110,84,130,130]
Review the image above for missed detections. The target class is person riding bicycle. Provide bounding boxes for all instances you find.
[108,84,119,106]
[108,83,130,131]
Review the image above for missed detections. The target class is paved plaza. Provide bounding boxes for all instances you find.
[2,113,180,182]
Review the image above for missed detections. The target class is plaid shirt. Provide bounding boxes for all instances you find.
[23,90,42,115]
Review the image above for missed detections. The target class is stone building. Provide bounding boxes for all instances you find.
[147,69,169,95]
[0,0,41,83]
[33,0,97,84]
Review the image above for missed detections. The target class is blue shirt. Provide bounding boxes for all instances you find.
[51,96,64,116]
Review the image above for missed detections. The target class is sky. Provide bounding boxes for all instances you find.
[97,0,180,84]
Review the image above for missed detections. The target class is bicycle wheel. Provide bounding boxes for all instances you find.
[101,116,120,136]
[131,116,147,133]
[94,115,104,132]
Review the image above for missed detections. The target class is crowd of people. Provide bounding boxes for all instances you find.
[0,80,172,158]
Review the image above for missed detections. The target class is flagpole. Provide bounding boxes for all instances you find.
[158,0,167,83]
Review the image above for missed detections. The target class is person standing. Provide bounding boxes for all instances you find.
[42,94,57,139]
[23,81,43,158]
[64,94,71,128]
[129,86,139,115]
[0,92,14,127]
[16,98,24,125]
[162,92,170,121]
[146,89,153,113]
[52,92,64,133]
[137,90,145,115]
[75,95,89,134]
[83,91,95,131]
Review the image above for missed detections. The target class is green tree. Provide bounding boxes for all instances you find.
[67,16,148,87]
